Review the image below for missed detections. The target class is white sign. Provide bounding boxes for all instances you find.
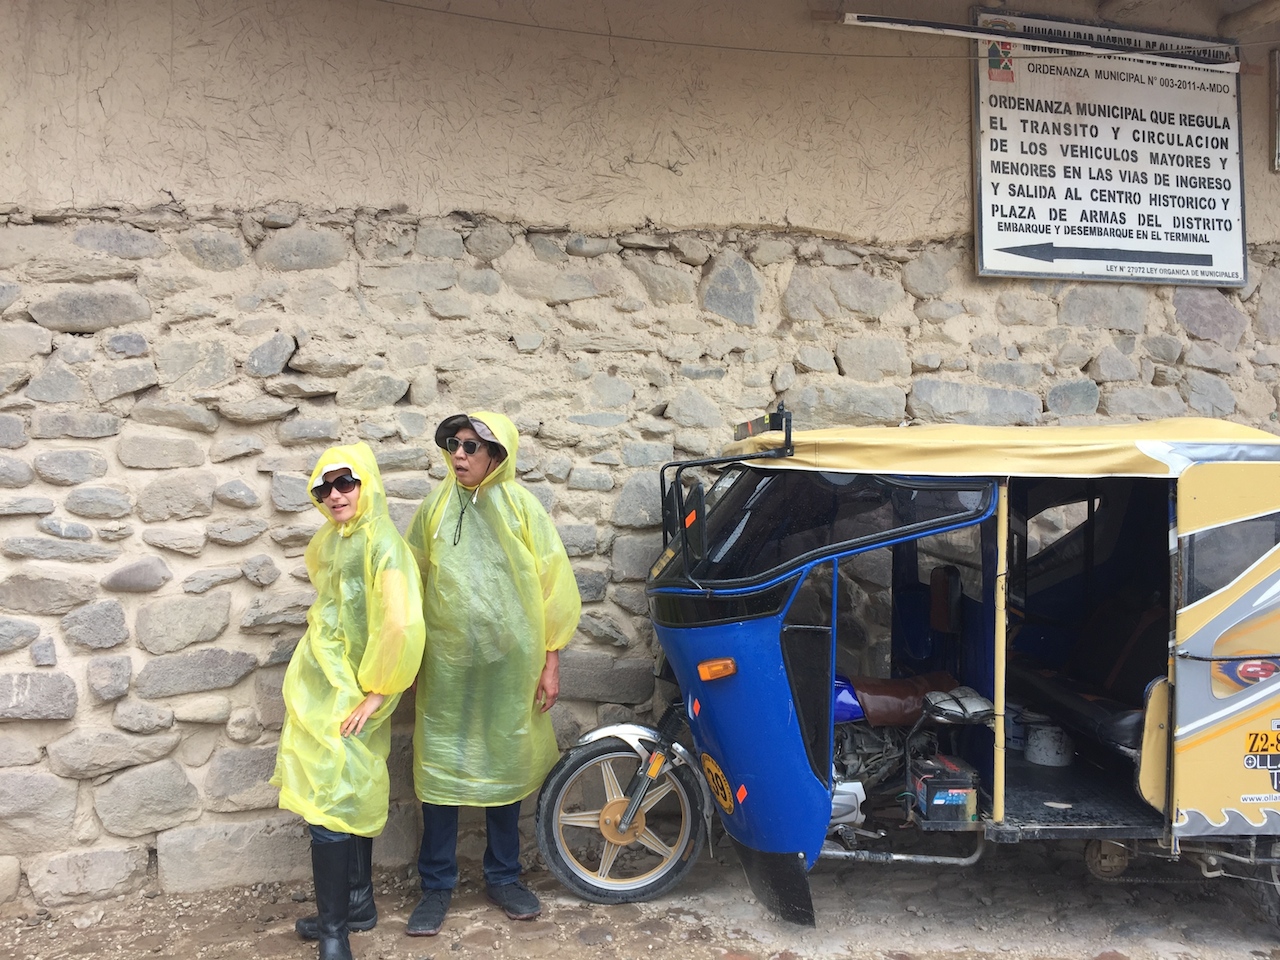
[974,12,1245,287]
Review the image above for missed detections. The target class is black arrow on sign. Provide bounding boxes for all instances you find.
[997,243,1213,266]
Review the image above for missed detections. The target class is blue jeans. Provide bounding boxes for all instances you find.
[417,800,522,890]
[309,823,350,844]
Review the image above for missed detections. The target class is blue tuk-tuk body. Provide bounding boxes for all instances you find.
[647,461,998,919]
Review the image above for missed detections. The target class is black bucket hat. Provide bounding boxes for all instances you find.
[434,414,504,455]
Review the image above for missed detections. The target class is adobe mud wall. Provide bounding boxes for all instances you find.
[5,0,1280,242]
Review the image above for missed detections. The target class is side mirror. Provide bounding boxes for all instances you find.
[662,479,708,565]
[662,482,681,544]
[684,482,707,565]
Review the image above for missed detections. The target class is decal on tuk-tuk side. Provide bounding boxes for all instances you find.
[1241,723,1280,804]
[1207,602,1280,697]
[701,753,735,815]
[1217,658,1280,693]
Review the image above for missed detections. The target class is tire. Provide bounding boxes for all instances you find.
[536,737,707,904]
[1248,840,1280,929]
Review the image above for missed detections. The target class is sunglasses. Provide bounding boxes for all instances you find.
[445,437,486,455]
[312,474,360,499]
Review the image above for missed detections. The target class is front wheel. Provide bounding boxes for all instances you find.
[536,737,707,904]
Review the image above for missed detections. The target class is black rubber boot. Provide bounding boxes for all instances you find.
[296,836,377,940]
[349,836,376,930]
[311,839,354,960]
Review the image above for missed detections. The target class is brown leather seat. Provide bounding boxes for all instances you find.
[850,671,959,727]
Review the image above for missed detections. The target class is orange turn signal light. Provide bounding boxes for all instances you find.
[697,657,737,681]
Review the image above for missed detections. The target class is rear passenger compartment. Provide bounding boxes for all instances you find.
[1000,477,1173,834]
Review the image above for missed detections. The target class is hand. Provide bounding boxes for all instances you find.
[536,650,560,714]
[341,692,386,737]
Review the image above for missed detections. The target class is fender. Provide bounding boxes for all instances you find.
[573,723,715,837]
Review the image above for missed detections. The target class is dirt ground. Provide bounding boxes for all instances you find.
[4,835,1280,960]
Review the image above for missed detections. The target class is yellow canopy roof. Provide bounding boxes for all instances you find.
[723,418,1280,479]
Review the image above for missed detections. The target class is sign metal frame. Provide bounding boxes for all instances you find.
[972,9,1246,288]
[1272,49,1280,173]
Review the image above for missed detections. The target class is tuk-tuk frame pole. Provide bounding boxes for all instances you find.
[993,481,1010,824]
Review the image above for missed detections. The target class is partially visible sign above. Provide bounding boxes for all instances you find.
[974,11,1245,287]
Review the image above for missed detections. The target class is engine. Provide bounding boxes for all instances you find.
[829,721,936,829]
[834,721,909,789]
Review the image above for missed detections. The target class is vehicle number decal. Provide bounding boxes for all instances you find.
[1243,734,1280,792]
[701,753,735,815]
[1245,732,1280,754]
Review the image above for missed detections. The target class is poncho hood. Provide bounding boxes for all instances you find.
[442,411,519,493]
[309,442,387,536]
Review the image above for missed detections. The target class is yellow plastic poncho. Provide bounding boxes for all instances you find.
[406,412,581,806]
[271,443,426,836]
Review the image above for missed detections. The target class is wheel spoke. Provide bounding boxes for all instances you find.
[639,779,675,811]
[596,840,624,879]
[558,809,604,828]
[634,827,675,859]
[599,758,626,801]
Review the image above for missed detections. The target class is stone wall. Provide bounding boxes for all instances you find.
[0,202,1278,906]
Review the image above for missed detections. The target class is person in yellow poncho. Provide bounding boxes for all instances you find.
[271,443,426,960]
[404,412,580,937]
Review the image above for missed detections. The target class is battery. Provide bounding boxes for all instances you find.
[911,754,979,822]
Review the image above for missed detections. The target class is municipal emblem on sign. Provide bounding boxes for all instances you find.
[701,753,735,815]
[988,39,1014,82]
[986,19,1015,83]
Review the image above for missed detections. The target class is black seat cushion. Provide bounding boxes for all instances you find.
[1009,587,1167,755]
[1008,660,1145,752]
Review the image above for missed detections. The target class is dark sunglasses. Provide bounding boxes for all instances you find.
[445,437,485,455]
[312,474,360,499]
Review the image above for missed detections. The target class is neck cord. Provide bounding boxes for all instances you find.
[452,494,470,546]
[433,477,484,545]
[432,457,495,544]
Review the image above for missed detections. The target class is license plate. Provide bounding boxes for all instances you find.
[1245,732,1280,753]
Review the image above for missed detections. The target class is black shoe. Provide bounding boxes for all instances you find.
[311,840,354,960]
[486,880,541,921]
[406,889,452,937]
[296,837,377,940]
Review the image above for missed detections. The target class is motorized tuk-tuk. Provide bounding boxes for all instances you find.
[535,410,1280,927]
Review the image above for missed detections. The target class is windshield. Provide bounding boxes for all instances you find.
[653,465,993,586]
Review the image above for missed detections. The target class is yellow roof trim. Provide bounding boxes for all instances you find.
[724,418,1280,479]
